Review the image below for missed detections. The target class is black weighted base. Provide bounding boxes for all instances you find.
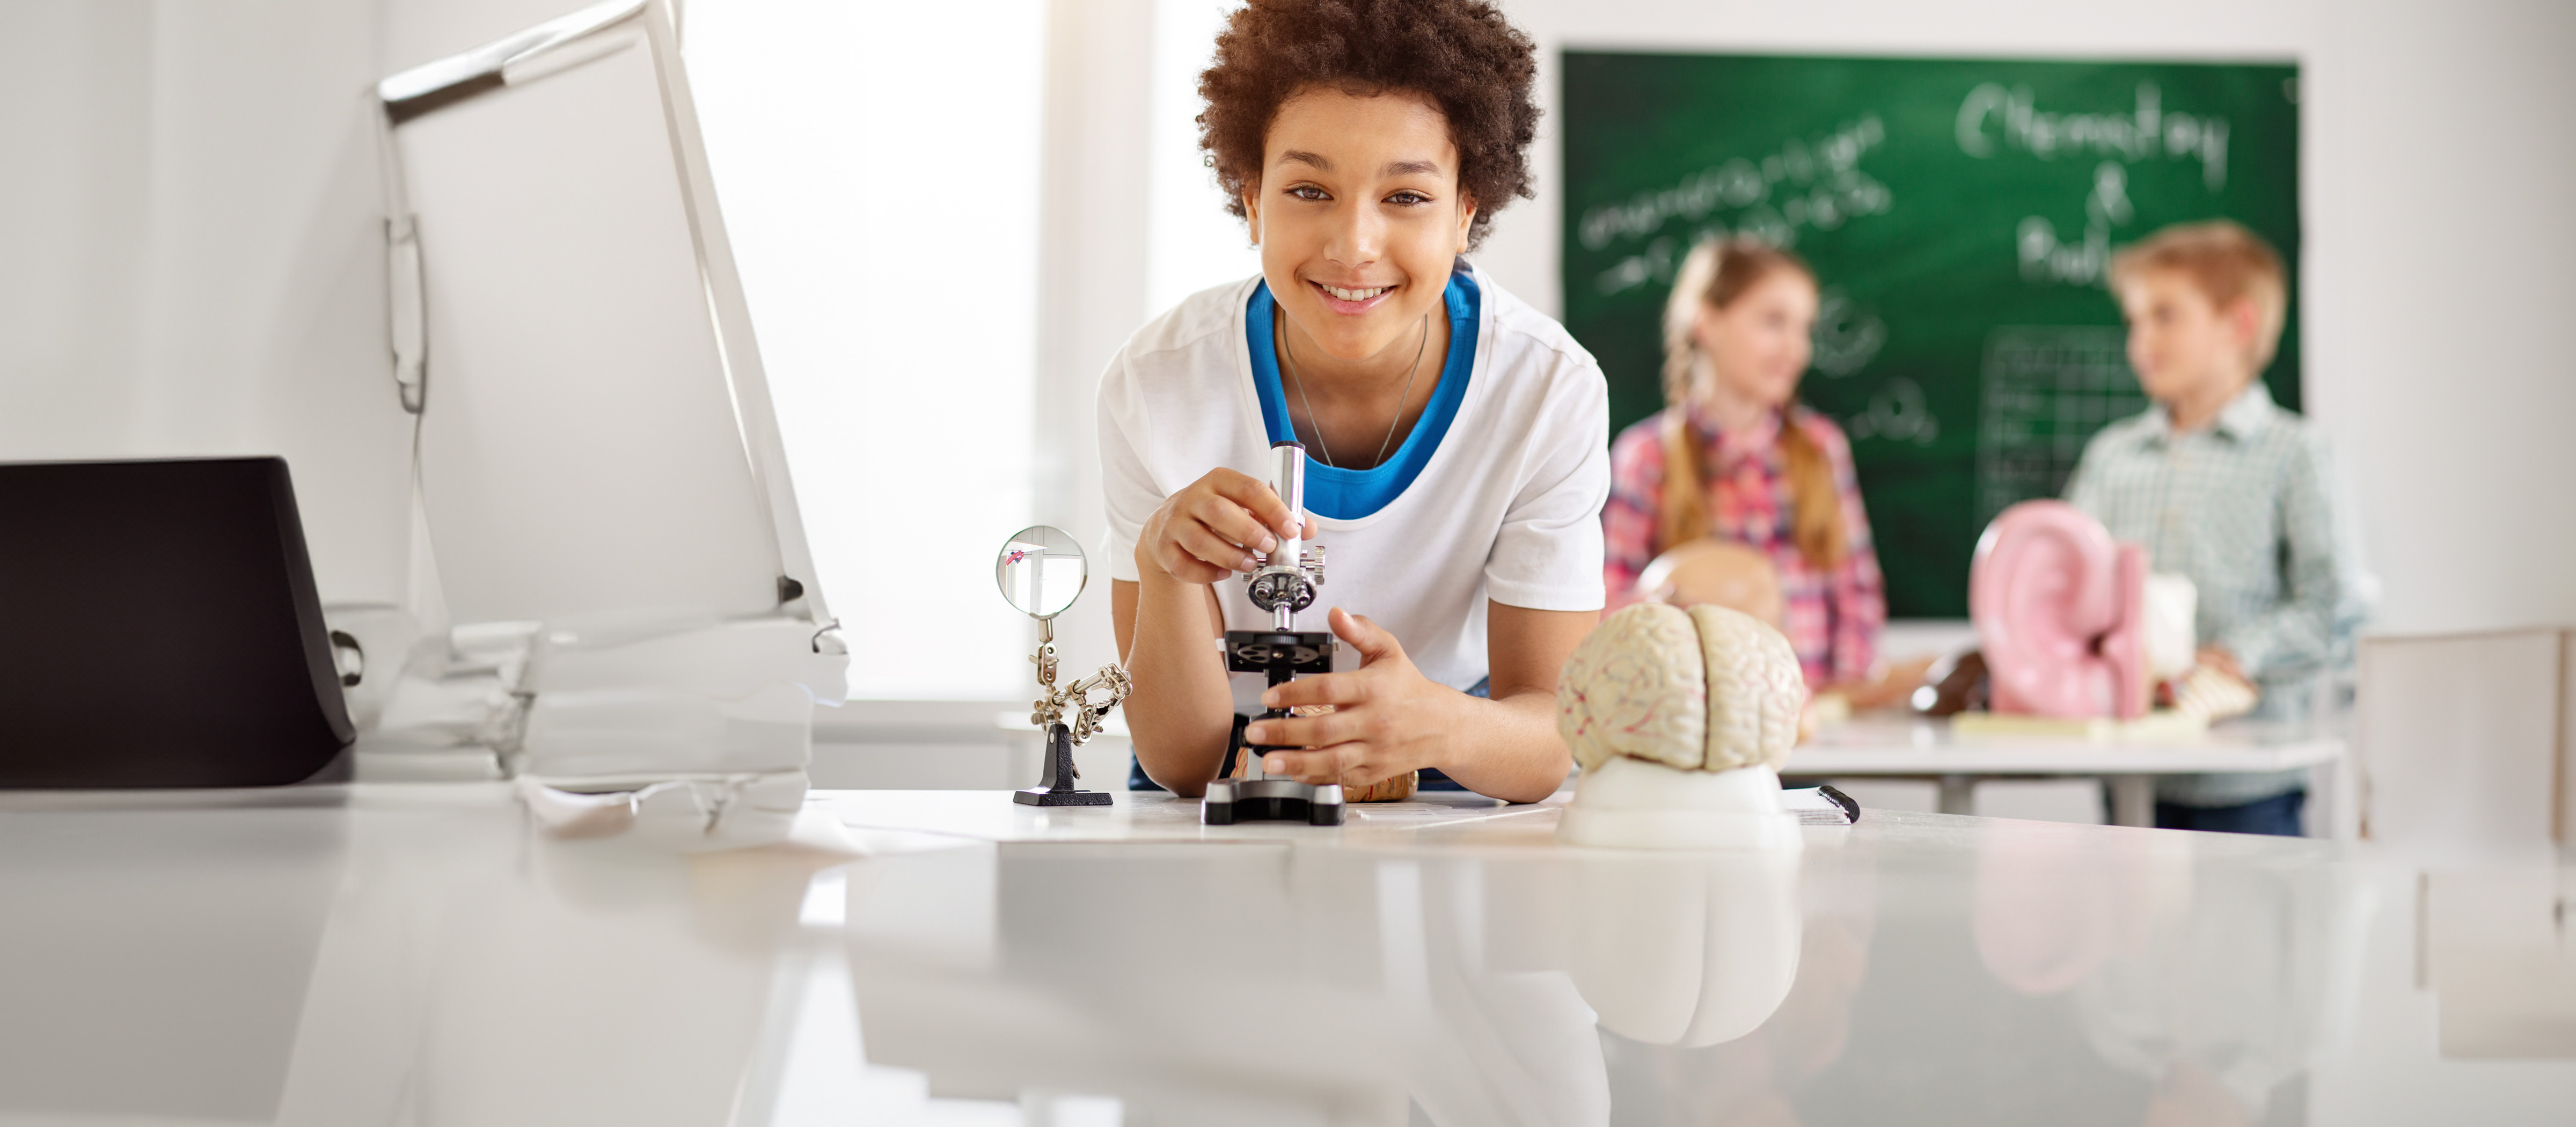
[1201,778,1344,825]
[1016,721,1112,808]
[1015,787,1113,807]
[1200,799,1344,824]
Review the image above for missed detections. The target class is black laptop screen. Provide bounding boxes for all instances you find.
[0,458,353,787]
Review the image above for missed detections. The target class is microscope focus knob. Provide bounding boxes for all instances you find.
[1247,569,1316,613]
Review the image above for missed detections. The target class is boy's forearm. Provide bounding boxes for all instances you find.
[1431,690,1572,803]
[2220,602,2333,680]
[2231,436,2348,679]
[2220,535,2338,677]
[1122,569,1234,795]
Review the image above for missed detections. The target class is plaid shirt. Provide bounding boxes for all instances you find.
[2066,382,2367,681]
[1604,406,1886,686]
[2067,382,2372,807]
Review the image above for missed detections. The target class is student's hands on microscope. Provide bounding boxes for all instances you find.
[1137,468,1302,584]
[1242,607,1458,789]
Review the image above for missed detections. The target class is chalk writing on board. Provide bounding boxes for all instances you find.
[1846,376,1940,447]
[1960,80,2236,288]
[2017,162,2145,287]
[1811,288,1887,377]
[1584,116,1894,296]
[1956,82,2231,191]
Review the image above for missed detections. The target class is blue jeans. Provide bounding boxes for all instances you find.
[2154,789,2307,836]
[1129,677,1489,792]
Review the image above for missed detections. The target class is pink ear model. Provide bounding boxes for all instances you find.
[1970,501,2150,720]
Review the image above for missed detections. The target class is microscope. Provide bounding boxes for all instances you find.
[1202,442,1344,826]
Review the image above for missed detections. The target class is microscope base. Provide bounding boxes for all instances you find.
[1014,787,1113,807]
[1202,778,1344,825]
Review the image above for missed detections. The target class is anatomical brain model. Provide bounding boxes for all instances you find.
[1555,603,1807,849]
[1559,602,1804,774]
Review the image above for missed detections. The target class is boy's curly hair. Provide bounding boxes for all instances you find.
[1197,0,1540,249]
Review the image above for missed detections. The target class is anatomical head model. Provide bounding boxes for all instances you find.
[1635,539,1787,627]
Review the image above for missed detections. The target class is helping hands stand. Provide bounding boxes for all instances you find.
[996,526,1130,807]
[1203,442,1344,827]
[1016,613,1131,807]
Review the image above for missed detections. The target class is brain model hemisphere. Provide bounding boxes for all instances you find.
[1557,603,1805,774]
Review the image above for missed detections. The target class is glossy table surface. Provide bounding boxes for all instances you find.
[1787,715,2346,775]
[2,782,2570,1126]
[1013,711,2350,780]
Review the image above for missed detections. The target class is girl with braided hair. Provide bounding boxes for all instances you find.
[1602,237,1890,694]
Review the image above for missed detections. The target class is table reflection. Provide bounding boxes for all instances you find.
[1600,835,1878,1126]
[4,788,2569,1126]
[0,786,844,1127]
[0,794,346,1124]
[836,816,2388,1127]
[1971,823,2368,1126]
[841,835,1811,1124]
[2420,868,2576,1059]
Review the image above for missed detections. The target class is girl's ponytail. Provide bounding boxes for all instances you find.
[1776,415,1847,569]
[1656,245,1719,553]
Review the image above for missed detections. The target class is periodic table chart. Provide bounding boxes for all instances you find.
[1974,325,2150,528]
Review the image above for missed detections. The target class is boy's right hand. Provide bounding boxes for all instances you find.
[1137,468,1302,586]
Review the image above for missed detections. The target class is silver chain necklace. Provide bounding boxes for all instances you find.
[1277,308,1432,470]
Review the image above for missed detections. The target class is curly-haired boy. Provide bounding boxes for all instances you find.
[1104,0,1611,803]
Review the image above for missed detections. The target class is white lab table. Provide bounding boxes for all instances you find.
[1000,709,2353,832]
[1788,714,2350,829]
[1,780,2564,1126]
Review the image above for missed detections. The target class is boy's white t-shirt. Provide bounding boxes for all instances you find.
[1098,262,1609,705]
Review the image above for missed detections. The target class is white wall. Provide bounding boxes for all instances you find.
[688,0,1045,700]
[0,0,412,607]
[1145,0,1264,316]
[2307,0,2576,635]
[1022,0,1257,708]
[1123,0,2576,639]
[1027,0,1158,707]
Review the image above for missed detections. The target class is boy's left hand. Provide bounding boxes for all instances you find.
[1242,608,1460,788]
[2195,645,2247,683]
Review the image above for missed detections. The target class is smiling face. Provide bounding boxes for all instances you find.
[1690,268,1818,412]
[1243,87,1476,363]
[2118,267,2260,406]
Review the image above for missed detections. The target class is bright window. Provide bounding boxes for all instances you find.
[1147,0,1262,316]
[687,0,1043,699]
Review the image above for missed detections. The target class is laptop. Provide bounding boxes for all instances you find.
[0,457,353,787]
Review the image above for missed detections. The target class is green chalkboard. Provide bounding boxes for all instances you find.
[1560,53,2300,617]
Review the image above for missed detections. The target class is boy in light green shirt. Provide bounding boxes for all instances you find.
[2064,220,2372,836]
